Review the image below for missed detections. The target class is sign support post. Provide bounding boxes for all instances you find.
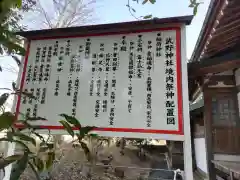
[181,25,193,180]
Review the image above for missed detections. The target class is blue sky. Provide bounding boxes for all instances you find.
[0,0,210,109]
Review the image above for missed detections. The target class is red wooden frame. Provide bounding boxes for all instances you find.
[15,27,184,135]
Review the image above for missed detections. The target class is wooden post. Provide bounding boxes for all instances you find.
[203,86,216,180]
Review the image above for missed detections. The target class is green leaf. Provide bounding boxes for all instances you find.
[79,126,95,137]
[80,141,89,153]
[33,157,44,172]
[0,154,23,169]
[6,131,13,140]
[1,0,22,9]
[59,120,74,137]
[0,138,31,153]
[0,46,3,55]
[16,120,32,131]
[76,133,83,141]
[89,134,98,137]
[15,139,31,152]
[190,0,197,4]
[149,0,156,4]
[143,14,152,19]
[45,152,55,169]
[0,30,25,56]
[193,2,202,16]
[14,132,36,146]
[32,132,45,142]
[193,5,198,16]
[188,3,195,7]
[5,154,23,161]
[59,114,81,128]
[11,55,21,66]
[10,151,28,180]
[31,125,45,130]
[0,93,9,107]
[0,138,12,143]
[142,0,148,4]
[15,0,22,8]
[28,162,41,180]
[0,112,15,130]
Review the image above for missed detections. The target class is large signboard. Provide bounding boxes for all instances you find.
[16,27,183,137]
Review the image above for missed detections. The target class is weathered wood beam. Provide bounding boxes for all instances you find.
[213,28,240,41]
[212,24,240,38]
[209,31,240,47]
[219,11,240,27]
[204,40,238,56]
[215,18,240,33]
[189,49,240,77]
[224,2,240,12]
[190,60,240,77]
[205,41,238,56]
[206,37,239,53]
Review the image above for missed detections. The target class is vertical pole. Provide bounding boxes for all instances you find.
[234,69,240,116]
[3,40,28,180]
[203,88,216,180]
[180,25,193,180]
[230,171,234,180]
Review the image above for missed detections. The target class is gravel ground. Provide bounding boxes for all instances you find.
[18,143,184,180]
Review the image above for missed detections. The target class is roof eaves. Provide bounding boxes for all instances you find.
[16,15,193,39]
[190,0,220,62]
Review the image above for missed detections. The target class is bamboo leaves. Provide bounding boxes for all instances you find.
[59,113,81,128]
[45,152,55,170]
[28,162,41,180]
[10,152,28,180]
[59,120,74,137]
[59,114,95,139]
[0,155,23,169]
[0,111,15,130]
[13,132,36,146]
[59,115,96,161]
[0,93,9,107]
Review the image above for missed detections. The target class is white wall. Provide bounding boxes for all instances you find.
[194,138,208,174]
[235,69,240,116]
[234,69,240,85]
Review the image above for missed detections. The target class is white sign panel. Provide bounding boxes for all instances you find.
[16,28,183,137]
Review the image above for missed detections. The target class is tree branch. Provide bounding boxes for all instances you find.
[35,0,54,28]
[127,0,140,20]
